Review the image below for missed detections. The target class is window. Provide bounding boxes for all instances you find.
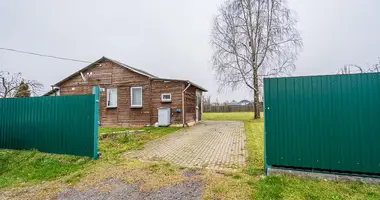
[107,88,117,108]
[161,93,172,102]
[131,87,142,108]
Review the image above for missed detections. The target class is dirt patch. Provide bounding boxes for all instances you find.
[183,170,201,178]
[57,180,204,200]
[99,130,144,140]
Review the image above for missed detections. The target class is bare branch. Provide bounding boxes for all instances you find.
[339,58,380,74]
[367,58,380,72]
[338,64,363,74]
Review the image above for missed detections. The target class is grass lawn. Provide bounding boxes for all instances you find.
[203,112,255,121]
[0,126,180,189]
[3,113,380,199]
[203,112,380,200]
[0,149,89,188]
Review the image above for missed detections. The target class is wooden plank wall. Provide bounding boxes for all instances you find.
[151,80,183,124]
[59,60,152,126]
[57,59,201,126]
[184,85,197,123]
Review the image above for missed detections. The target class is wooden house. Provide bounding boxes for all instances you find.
[44,57,207,126]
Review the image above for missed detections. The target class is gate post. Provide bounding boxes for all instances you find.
[92,86,99,160]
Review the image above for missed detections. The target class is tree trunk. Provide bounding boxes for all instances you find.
[253,68,260,119]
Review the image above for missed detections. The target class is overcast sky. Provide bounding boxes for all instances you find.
[0,0,379,102]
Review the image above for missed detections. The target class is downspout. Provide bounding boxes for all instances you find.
[182,82,191,127]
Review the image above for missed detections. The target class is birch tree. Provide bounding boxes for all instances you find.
[211,0,302,119]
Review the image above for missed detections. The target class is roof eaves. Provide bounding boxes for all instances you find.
[53,56,106,86]
[51,57,205,92]
[187,81,208,92]
[151,77,208,92]
[53,57,157,87]
[105,57,157,78]
[42,88,59,96]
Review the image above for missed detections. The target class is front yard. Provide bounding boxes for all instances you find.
[0,126,182,198]
[2,113,380,199]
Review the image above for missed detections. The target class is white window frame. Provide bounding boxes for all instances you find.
[130,87,143,108]
[161,93,172,102]
[106,88,117,108]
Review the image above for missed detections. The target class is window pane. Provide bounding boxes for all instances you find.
[111,88,117,106]
[132,88,142,106]
[107,88,117,107]
[107,89,111,106]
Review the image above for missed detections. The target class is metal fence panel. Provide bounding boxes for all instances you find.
[0,94,97,158]
[264,73,380,175]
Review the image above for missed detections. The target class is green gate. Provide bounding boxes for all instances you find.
[0,87,99,158]
[264,73,380,175]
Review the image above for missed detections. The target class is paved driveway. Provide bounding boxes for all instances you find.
[125,121,246,170]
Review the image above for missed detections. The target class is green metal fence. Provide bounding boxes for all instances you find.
[0,90,98,159]
[264,72,380,175]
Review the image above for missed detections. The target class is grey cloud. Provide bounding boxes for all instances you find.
[0,0,379,102]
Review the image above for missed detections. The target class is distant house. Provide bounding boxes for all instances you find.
[227,100,252,106]
[238,100,251,106]
[44,57,207,126]
[227,100,239,106]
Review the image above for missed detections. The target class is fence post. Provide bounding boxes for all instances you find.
[92,86,99,160]
[263,93,270,175]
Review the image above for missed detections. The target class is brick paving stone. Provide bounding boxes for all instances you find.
[124,121,246,170]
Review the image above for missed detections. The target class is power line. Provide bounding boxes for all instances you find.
[0,47,91,64]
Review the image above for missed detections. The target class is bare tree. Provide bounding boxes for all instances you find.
[367,58,380,72]
[202,95,211,111]
[337,64,363,74]
[338,58,380,74]
[0,71,43,98]
[202,95,211,106]
[211,0,302,119]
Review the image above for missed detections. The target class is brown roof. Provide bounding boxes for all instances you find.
[43,57,207,95]
[53,57,157,87]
